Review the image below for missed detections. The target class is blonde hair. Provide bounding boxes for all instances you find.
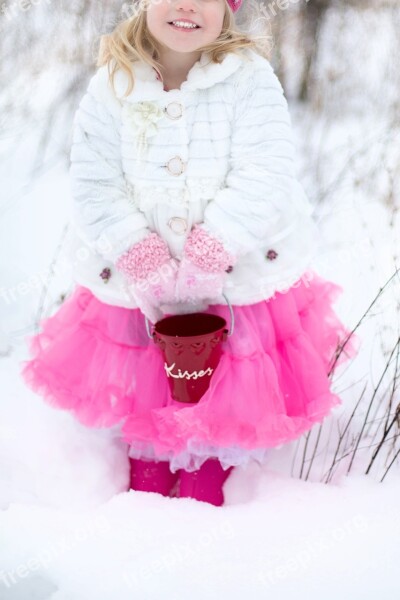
[96,0,273,98]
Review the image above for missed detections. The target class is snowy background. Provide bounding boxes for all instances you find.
[1,0,400,598]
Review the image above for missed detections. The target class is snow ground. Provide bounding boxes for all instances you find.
[1,464,400,599]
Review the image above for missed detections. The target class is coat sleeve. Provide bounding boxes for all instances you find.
[200,59,315,257]
[69,66,150,263]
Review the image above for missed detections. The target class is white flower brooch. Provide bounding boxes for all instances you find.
[124,101,164,158]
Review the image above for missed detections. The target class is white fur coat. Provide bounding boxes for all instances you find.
[65,47,320,310]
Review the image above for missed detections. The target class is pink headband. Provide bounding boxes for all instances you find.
[226,0,243,12]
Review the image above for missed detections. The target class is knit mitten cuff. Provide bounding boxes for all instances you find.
[175,257,226,305]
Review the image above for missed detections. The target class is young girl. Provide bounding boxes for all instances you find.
[20,0,359,506]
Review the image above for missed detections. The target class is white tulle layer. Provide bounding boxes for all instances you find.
[127,439,273,473]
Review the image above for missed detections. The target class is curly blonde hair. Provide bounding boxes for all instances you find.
[97,0,273,97]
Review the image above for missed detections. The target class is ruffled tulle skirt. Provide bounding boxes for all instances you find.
[20,270,359,472]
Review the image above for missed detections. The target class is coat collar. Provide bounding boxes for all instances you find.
[114,48,255,101]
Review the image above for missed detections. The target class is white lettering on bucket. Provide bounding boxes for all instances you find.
[164,362,214,380]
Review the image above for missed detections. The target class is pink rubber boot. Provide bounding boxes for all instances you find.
[177,458,233,506]
[129,458,179,498]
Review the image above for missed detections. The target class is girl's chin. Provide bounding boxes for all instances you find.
[161,38,205,51]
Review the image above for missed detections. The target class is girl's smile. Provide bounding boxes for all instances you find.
[146,0,226,53]
[167,19,202,30]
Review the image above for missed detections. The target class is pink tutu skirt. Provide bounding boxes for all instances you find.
[20,270,359,472]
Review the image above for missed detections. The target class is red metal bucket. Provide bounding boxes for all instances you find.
[145,295,234,404]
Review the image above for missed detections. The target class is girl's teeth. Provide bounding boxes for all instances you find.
[172,21,198,29]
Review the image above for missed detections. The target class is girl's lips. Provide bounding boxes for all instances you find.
[168,22,201,31]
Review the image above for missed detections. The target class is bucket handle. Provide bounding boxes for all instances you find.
[144,293,235,340]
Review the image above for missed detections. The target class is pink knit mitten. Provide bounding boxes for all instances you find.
[115,232,178,322]
[175,225,235,305]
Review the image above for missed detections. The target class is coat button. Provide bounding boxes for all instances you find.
[165,102,183,120]
[168,217,188,235]
[166,156,186,176]
[99,267,112,283]
[266,249,278,260]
